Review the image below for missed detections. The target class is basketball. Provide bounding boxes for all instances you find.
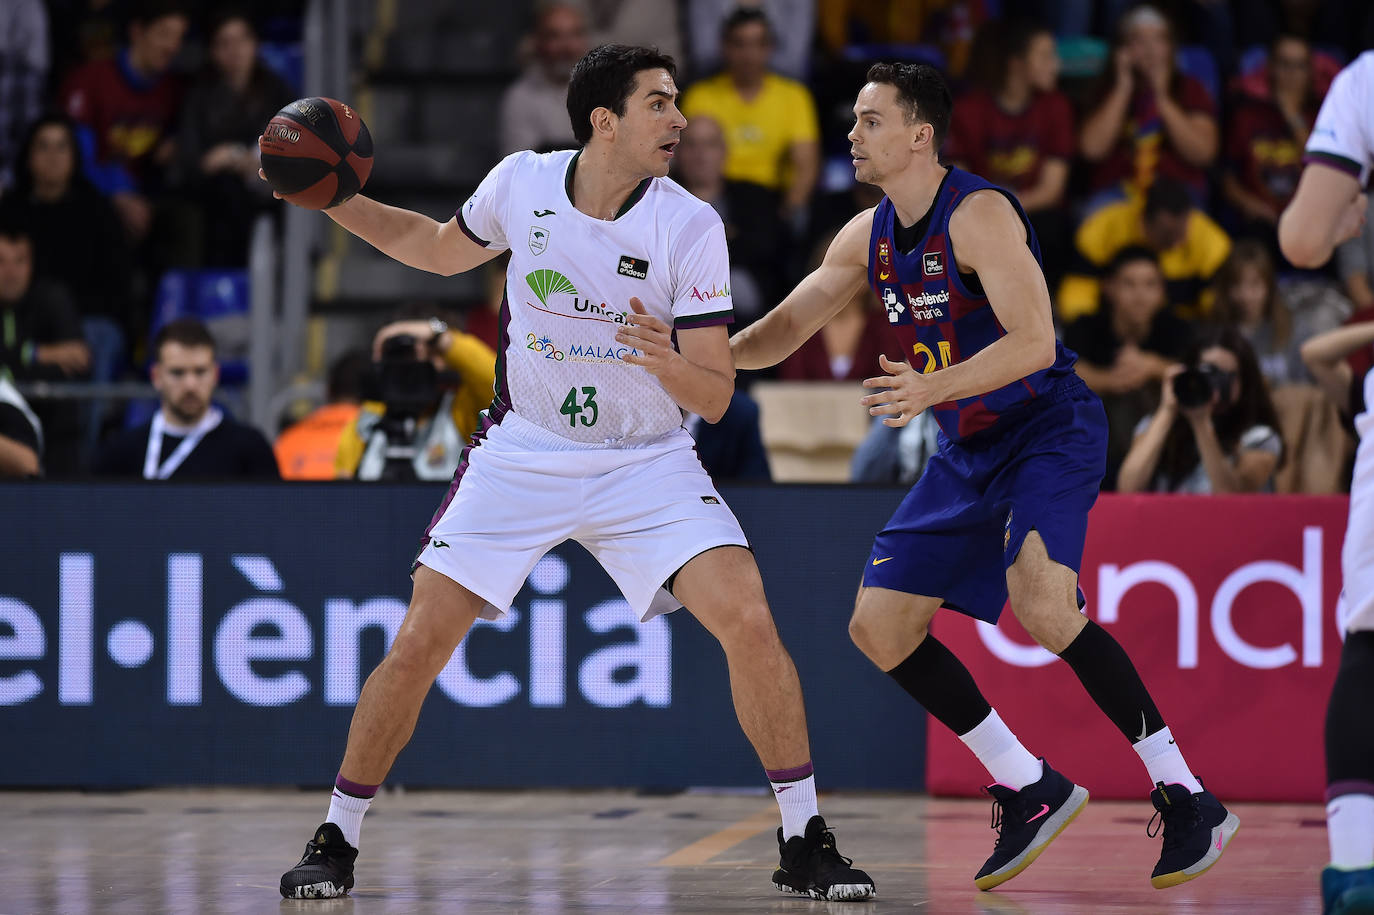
[258,97,373,210]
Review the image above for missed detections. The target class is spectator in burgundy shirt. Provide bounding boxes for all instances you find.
[1078,4,1218,202]
[59,0,188,243]
[947,18,1074,287]
[1222,34,1318,242]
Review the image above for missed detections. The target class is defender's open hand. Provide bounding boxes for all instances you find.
[861,354,936,428]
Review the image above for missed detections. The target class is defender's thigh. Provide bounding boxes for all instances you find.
[850,586,944,670]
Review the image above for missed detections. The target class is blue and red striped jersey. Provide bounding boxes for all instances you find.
[867,167,1078,442]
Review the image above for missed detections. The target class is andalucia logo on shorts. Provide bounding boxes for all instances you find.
[527,269,577,307]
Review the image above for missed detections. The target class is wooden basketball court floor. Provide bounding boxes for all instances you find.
[0,787,1327,913]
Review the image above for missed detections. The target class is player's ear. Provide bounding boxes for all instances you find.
[912,121,933,152]
[590,105,616,140]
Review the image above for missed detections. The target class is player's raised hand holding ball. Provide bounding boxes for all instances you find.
[258,97,372,209]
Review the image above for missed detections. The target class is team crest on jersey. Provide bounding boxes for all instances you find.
[923,251,944,276]
[877,239,891,266]
[529,225,551,255]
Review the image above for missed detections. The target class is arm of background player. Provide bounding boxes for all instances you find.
[729,208,871,370]
[1300,321,1374,411]
[924,191,1057,401]
[1279,164,1368,268]
[324,196,503,277]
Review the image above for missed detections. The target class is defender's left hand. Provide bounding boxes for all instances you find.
[861,354,935,427]
[617,297,678,375]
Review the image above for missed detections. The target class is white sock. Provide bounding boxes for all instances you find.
[959,709,1043,791]
[326,787,373,848]
[1133,727,1203,795]
[770,773,819,839]
[1328,794,1374,868]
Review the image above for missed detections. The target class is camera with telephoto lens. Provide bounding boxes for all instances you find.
[1171,362,1234,410]
[369,333,440,419]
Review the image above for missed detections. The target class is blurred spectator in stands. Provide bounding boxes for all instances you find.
[586,0,682,67]
[1064,246,1193,488]
[815,0,986,77]
[1059,176,1230,322]
[0,374,42,478]
[1304,320,1374,424]
[673,115,787,324]
[1118,327,1283,493]
[176,9,293,267]
[274,349,368,481]
[95,318,278,478]
[850,409,940,485]
[1210,239,1315,389]
[681,8,820,233]
[686,390,772,480]
[0,218,89,475]
[60,0,189,244]
[946,19,1073,287]
[689,0,814,81]
[0,1,48,192]
[499,1,588,155]
[339,314,496,481]
[1339,193,1374,312]
[1078,4,1217,202]
[1222,34,1317,241]
[4,115,136,384]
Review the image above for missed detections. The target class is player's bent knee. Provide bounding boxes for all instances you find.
[712,601,780,651]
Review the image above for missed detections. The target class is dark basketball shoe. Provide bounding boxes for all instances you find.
[279,822,358,899]
[1147,782,1239,888]
[1323,865,1374,914]
[974,760,1089,891]
[772,815,876,901]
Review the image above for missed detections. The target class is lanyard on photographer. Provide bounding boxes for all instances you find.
[143,407,223,480]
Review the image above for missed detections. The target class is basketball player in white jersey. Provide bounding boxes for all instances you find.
[1280,50,1374,915]
[272,45,873,902]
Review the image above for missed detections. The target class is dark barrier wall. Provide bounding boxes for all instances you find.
[0,484,925,789]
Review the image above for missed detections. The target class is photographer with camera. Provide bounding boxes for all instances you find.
[337,312,496,482]
[1118,327,1283,493]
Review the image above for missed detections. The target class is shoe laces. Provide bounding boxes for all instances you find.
[983,788,1016,851]
[809,826,855,870]
[1146,795,1200,850]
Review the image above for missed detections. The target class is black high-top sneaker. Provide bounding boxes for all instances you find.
[279,822,358,899]
[1147,782,1239,888]
[773,815,876,901]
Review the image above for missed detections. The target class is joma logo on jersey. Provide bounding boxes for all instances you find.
[923,252,944,276]
[689,283,729,301]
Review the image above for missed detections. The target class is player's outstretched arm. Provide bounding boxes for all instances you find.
[325,196,502,277]
[729,208,872,370]
[1279,164,1367,268]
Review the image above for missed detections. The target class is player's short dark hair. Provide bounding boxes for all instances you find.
[865,62,952,148]
[153,318,217,360]
[1103,244,1161,278]
[1143,177,1193,218]
[721,7,775,43]
[567,44,678,146]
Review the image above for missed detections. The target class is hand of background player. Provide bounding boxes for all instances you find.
[616,298,678,376]
[861,354,934,427]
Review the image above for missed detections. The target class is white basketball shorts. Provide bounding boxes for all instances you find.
[414,410,749,621]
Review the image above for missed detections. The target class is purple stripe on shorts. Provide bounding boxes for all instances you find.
[335,774,379,798]
[765,761,814,783]
[1327,780,1374,803]
[422,411,496,541]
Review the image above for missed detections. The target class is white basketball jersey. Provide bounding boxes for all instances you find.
[1306,50,1374,185]
[457,150,734,444]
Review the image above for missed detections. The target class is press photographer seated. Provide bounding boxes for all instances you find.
[1117,328,1284,494]
[337,311,496,481]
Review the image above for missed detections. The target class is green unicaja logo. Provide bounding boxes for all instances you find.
[526,269,577,307]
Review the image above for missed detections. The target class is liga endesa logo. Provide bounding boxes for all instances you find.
[0,553,670,710]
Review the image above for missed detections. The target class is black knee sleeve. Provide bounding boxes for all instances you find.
[1327,631,1374,791]
[1057,619,1166,743]
[887,635,992,736]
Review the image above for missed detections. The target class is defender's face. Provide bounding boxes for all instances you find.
[615,69,686,179]
[848,83,923,186]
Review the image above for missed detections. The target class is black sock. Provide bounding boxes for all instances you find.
[1057,619,1165,744]
[1327,631,1374,788]
[887,635,992,736]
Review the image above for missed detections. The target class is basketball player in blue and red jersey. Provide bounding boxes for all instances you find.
[732,62,1239,892]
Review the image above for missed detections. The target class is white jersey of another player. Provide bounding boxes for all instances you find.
[1305,50,1374,185]
[457,149,734,444]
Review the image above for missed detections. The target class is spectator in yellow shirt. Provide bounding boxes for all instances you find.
[680,7,820,226]
[337,316,497,481]
[1058,177,1231,322]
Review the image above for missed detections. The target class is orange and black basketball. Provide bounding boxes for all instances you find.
[259,97,373,210]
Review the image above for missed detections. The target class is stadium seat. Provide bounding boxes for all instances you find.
[751,381,872,483]
[149,269,251,385]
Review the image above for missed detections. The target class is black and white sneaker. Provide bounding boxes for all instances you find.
[974,759,1089,890]
[1147,782,1239,888]
[773,815,876,901]
[279,822,358,899]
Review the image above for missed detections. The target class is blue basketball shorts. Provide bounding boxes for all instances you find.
[862,375,1108,623]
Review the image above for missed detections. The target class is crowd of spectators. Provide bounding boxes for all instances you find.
[2,0,1374,494]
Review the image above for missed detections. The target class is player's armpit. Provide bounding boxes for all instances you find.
[729,207,872,370]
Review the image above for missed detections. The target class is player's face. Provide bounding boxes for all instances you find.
[615,69,686,179]
[1024,33,1060,92]
[28,124,75,191]
[722,21,773,83]
[675,116,726,187]
[1104,260,1165,325]
[848,83,928,186]
[210,17,257,84]
[153,343,218,425]
[130,13,189,75]
[0,237,33,303]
